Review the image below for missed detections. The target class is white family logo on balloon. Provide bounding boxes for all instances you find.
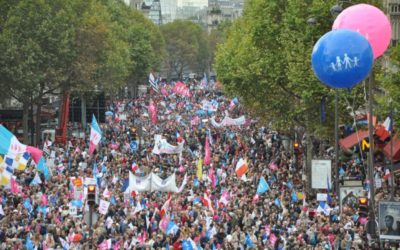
[330,54,359,72]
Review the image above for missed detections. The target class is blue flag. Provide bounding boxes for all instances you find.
[257,177,269,194]
[287,180,293,190]
[245,233,254,248]
[274,197,281,207]
[26,236,34,250]
[291,191,298,203]
[37,157,50,180]
[111,196,116,205]
[327,176,333,204]
[23,199,32,212]
[182,240,193,250]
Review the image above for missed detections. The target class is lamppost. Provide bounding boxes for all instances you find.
[330,0,379,241]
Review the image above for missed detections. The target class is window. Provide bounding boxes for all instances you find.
[390,4,400,14]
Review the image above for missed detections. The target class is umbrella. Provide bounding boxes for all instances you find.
[105,111,113,116]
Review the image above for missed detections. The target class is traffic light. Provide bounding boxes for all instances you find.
[87,185,96,206]
[294,142,300,154]
[358,197,369,218]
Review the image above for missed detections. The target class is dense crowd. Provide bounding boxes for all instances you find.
[0,80,399,250]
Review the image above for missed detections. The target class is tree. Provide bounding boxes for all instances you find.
[215,0,380,138]
[0,0,77,143]
[161,20,209,79]
[99,0,165,97]
[208,20,232,74]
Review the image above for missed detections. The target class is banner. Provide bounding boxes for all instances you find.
[126,172,181,193]
[201,99,218,112]
[127,172,152,193]
[152,135,184,155]
[379,201,400,240]
[99,199,110,215]
[150,173,179,192]
[210,116,246,128]
[311,160,331,189]
[173,81,191,97]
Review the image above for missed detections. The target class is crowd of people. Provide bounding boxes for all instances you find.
[0,79,399,250]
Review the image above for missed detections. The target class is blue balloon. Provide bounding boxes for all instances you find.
[312,29,373,89]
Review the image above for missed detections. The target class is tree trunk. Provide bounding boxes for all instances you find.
[30,101,34,145]
[22,101,29,144]
[81,94,87,131]
[35,101,42,147]
[306,131,313,193]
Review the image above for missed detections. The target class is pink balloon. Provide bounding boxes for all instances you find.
[333,4,391,59]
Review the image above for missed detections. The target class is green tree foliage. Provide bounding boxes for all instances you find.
[216,0,381,137]
[208,20,232,73]
[161,20,209,79]
[0,0,164,141]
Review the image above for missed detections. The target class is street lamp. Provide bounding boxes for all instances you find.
[330,0,378,241]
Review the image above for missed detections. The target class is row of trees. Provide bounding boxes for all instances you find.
[215,0,396,141]
[0,0,226,143]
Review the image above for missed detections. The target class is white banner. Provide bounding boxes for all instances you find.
[99,199,110,215]
[127,172,152,193]
[126,172,183,193]
[311,160,331,189]
[152,134,184,155]
[151,173,179,192]
[210,116,246,128]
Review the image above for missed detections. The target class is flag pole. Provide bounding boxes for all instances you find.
[389,99,395,200]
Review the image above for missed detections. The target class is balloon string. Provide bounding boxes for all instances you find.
[343,91,364,165]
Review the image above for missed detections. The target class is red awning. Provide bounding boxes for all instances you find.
[339,130,369,150]
[383,137,400,161]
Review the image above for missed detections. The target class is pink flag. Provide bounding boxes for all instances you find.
[191,116,200,126]
[113,240,122,250]
[209,167,216,188]
[41,194,48,206]
[159,215,169,231]
[148,100,157,125]
[161,87,169,97]
[269,233,278,246]
[264,224,271,236]
[204,136,211,166]
[173,81,191,97]
[98,239,111,250]
[74,146,81,154]
[268,162,278,171]
[10,177,21,194]
[138,230,147,245]
[26,146,43,164]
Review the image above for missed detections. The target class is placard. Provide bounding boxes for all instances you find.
[69,206,77,216]
[317,193,328,201]
[99,199,110,215]
[311,160,331,189]
[379,201,400,241]
[339,186,364,212]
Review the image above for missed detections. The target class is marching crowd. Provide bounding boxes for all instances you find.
[0,79,399,250]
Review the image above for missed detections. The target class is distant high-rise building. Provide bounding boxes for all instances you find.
[160,0,178,23]
[126,0,244,28]
[148,0,163,25]
[207,0,244,32]
[130,0,144,10]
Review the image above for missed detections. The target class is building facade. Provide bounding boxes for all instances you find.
[384,0,400,45]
